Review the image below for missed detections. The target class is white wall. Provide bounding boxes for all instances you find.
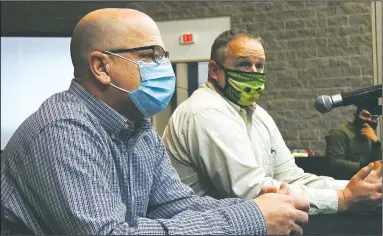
[1,37,73,149]
[157,17,231,62]
[151,17,230,134]
[198,62,209,86]
[1,17,231,148]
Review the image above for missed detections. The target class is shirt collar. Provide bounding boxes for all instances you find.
[68,79,135,136]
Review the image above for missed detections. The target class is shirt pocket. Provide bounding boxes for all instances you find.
[265,149,276,177]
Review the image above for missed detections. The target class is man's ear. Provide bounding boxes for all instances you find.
[208,60,220,80]
[88,51,111,85]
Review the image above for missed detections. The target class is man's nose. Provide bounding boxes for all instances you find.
[250,65,258,72]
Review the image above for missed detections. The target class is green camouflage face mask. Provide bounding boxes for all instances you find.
[217,63,265,106]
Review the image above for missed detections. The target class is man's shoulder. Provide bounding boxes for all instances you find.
[165,87,235,135]
[182,87,232,115]
[328,122,354,138]
[35,90,91,126]
[6,91,94,148]
[333,122,353,132]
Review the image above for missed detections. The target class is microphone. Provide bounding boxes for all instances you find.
[315,84,382,113]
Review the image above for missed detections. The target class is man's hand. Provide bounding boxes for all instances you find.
[338,163,382,214]
[259,183,291,195]
[361,123,379,143]
[365,161,382,184]
[278,183,292,195]
[253,193,309,235]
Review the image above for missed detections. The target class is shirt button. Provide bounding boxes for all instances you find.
[111,134,115,139]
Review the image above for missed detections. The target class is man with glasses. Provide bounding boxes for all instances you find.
[1,8,311,235]
[326,99,382,179]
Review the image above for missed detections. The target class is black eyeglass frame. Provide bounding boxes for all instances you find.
[102,45,169,64]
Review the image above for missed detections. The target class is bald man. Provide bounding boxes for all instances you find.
[1,9,310,235]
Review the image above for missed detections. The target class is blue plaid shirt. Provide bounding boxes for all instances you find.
[1,80,266,235]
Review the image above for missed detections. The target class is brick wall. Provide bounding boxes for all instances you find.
[1,1,374,155]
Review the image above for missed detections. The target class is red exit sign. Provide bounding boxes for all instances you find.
[180,33,194,44]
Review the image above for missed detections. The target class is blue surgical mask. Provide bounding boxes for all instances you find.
[106,52,175,117]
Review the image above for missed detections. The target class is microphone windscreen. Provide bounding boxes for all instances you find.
[315,95,332,113]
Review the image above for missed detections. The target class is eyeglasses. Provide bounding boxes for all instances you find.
[103,45,169,64]
[360,111,379,122]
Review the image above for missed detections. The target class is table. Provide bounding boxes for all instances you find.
[294,156,353,180]
[295,157,382,235]
[303,213,382,235]
[294,156,331,176]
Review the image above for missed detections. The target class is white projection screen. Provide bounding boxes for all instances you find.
[1,37,74,149]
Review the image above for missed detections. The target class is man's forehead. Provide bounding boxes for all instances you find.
[116,17,164,49]
[129,41,165,49]
[225,37,265,59]
[123,33,165,49]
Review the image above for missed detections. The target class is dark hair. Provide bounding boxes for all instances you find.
[210,29,262,64]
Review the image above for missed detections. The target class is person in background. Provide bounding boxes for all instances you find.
[326,99,382,180]
[1,9,311,235]
[162,29,382,216]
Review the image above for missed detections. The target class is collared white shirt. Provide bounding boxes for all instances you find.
[163,81,349,215]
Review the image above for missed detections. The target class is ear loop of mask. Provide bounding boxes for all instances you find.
[103,51,142,93]
[103,51,139,65]
[214,61,230,92]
